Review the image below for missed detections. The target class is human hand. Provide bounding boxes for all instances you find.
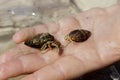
[0,4,120,80]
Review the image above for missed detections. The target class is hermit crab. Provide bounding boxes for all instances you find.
[64,29,91,45]
[24,33,62,54]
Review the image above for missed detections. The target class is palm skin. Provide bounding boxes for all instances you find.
[0,4,120,80]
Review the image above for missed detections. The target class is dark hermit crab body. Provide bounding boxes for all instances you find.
[64,29,91,44]
[24,33,62,54]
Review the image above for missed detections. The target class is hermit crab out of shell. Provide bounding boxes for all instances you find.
[64,29,91,46]
[24,33,62,55]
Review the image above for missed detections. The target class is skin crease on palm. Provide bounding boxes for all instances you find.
[0,4,120,80]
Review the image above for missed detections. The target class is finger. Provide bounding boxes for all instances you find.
[21,56,91,80]
[0,59,23,80]
[0,58,33,80]
[0,54,43,80]
[12,25,48,43]
[0,49,61,80]
[13,23,60,44]
[17,50,60,73]
[0,44,39,64]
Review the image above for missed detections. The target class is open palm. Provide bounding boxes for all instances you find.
[0,4,120,80]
